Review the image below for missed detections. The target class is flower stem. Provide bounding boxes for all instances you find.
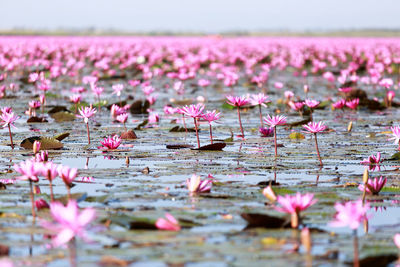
[69,237,77,267]
[29,180,36,222]
[74,103,78,114]
[209,124,213,144]
[314,133,323,166]
[353,230,359,267]
[86,122,91,145]
[67,186,71,202]
[8,124,14,149]
[258,105,263,127]
[274,126,277,157]
[48,176,54,202]
[182,114,188,133]
[237,107,244,138]
[193,117,200,148]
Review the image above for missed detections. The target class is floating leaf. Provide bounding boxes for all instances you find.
[53,132,70,141]
[191,143,226,151]
[389,152,400,160]
[51,111,76,122]
[166,144,194,149]
[129,100,150,114]
[346,254,397,267]
[27,116,48,123]
[241,213,290,229]
[134,120,148,130]
[287,118,312,127]
[20,136,63,150]
[169,126,195,132]
[221,102,235,110]
[289,132,305,140]
[47,106,71,114]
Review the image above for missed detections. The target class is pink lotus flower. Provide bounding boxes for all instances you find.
[289,101,305,112]
[100,135,121,150]
[41,200,96,247]
[14,159,41,182]
[0,108,19,148]
[387,90,395,102]
[379,78,393,89]
[284,90,294,100]
[91,85,104,96]
[250,93,270,107]
[330,200,370,230]
[112,84,124,97]
[262,185,277,202]
[33,150,48,162]
[186,174,212,193]
[180,104,205,118]
[264,115,287,128]
[116,113,128,124]
[274,82,283,89]
[332,99,346,109]
[111,104,126,118]
[29,100,41,109]
[148,113,160,124]
[275,192,317,228]
[360,152,382,165]
[57,165,78,186]
[198,79,211,87]
[303,121,326,166]
[305,99,320,109]
[303,121,326,133]
[389,126,400,150]
[78,105,97,145]
[35,198,50,210]
[78,105,97,123]
[394,234,400,249]
[202,110,220,144]
[259,127,274,137]
[264,115,286,157]
[155,213,181,231]
[226,95,250,107]
[345,98,359,110]
[69,94,81,104]
[358,176,387,195]
[338,87,352,93]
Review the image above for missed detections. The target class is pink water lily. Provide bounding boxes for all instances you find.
[78,105,97,145]
[0,107,19,149]
[201,110,220,144]
[275,192,317,228]
[250,93,270,126]
[100,135,121,150]
[345,98,359,110]
[180,104,205,148]
[303,121,326,166]
[58,165,78,200]
[259,127,274,137]
[330,200,370,230]
[226,95,250,138]
[264,115,286,157]
[360,152,382,165]
[41,200,96,247]
[332,99,346,110]
[155,213,181,231]
[358,176,387,195]
[186,174,212,193]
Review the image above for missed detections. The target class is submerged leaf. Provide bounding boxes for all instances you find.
[191,143,226,151]
[169,126,195,132]
[241,213,290,229]
[289,132,305,140]
[51,111,76,122]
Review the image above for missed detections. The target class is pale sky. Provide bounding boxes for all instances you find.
[1,0,399,32]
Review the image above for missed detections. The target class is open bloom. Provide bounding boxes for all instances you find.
[57,165,78,186]
[186,174,212,193]
[78,105,97,123]
[275,193,317,215]
[394,234,400,249]
[332,99,346,109]
[226,95,250,107]
[264,115,287,127]
[345,98,359,110]
[303,121,326,133]
[0,109,19,128]
[180,104,205,118]
[41,200,96,247]
[305,99,320,109]
[112,84,124,96]
[100,135,121,150]
[389,126,400,145]
[289,101,304,111]
[201,110,221,124]
[116,113,128,124]
[358,176,387,195]
[69,94,81,104]
[250,93,270,107]
[360,152,382,165]
[155,213,181,231]
[14,159,41,182]
[330,200,370,230]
